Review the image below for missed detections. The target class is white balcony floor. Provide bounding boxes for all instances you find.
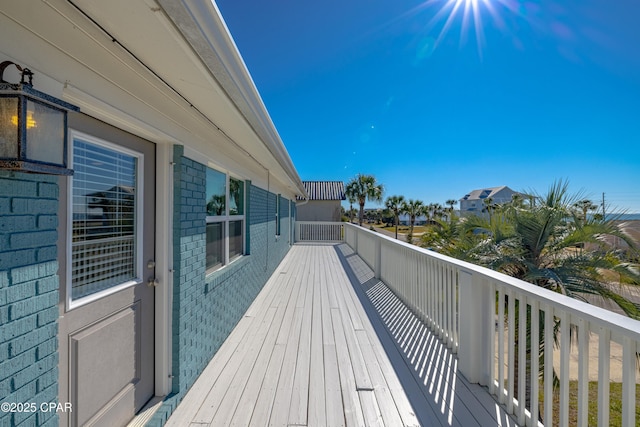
[166,243,519,427]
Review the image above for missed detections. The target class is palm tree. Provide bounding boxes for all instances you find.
[465,181,639,306]
[345,189,357,223]
[432,203,444,221]
[445,199,458,221]
[573,198,598,223]
[345,174,384,226]
[510,193,525,208]
[401,199,425,244]
[385,195,405,239]
[482,196,494,219]
[458,180,640,413]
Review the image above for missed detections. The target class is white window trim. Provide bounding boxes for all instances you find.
[66,129,145,311]
[205,170,246,274]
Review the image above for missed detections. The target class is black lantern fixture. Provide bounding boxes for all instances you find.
[0,61,79,175]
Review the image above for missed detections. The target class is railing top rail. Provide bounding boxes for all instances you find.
[344,223,640,341]
[296,221,344,225]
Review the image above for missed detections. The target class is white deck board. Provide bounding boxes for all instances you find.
[166,243,521,427]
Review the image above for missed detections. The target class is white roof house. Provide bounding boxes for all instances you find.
[459,186,518,217]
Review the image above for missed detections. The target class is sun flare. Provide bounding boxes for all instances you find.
[411,0,515,58]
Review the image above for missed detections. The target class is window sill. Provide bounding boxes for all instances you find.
[205,254,248,281]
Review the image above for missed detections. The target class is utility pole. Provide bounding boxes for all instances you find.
[602,192,606,221]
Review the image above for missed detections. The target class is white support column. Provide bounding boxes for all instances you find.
[155,142,174,396]
[458,270,491,385]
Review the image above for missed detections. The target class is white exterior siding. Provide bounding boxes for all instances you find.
[459,186,518,217]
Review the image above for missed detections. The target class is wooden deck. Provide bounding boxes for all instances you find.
[166,243,519,427]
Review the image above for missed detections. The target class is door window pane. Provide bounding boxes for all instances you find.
[71,139,138,300]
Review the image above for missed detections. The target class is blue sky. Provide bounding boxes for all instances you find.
[215,0,640,213]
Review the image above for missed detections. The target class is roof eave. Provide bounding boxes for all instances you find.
[158,0,307,198]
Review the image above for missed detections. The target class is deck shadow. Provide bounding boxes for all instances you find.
[333,242,520,427]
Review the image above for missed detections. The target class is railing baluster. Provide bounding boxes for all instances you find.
[498,286,505,404]
[507,290,515,413]
[438,263,444,338]
[559,311,570,427]
[487,280,496,395]
[429,258,434,328]
[517,295,526,425]
[543,305,553,427]
[530,300,539,426]
[449,266,455,348]
[452,266,458,350]
[622,336,636,427]
[577,318,589,427]
[598,327,610,427]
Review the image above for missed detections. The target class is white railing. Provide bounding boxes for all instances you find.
[295,221,344,242]
[343,223,640,427]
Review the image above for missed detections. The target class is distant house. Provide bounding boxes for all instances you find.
[297,181,346,221]
[398,213,428,226]
[459,186,518,217]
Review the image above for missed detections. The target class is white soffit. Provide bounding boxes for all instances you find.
[0,0,306,198]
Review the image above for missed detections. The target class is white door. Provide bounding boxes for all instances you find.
[58,114,155,426]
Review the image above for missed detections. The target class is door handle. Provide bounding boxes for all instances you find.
[147,276,158,287]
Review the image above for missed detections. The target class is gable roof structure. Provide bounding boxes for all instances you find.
[299,181,346,201]
[460,186,513,202]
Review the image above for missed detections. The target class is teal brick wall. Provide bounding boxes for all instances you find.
[148,147,295,426]
[0,171,60,427]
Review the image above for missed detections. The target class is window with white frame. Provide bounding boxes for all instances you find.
[69,134,142,300]
[206,167,245,272]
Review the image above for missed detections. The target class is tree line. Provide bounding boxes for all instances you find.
[345,174,640,414]
[345,173,640,318]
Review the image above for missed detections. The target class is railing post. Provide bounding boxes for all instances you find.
[458,270,491,385]
[374,236,381,279]
[354,225,359,254]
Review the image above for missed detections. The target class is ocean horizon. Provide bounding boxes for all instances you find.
[608,213,640,221]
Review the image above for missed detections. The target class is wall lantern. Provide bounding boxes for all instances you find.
[0,61,79,175]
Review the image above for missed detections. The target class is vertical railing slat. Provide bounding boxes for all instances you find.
[488,280,496,396]
[530,300,539,426]
[577,318,589,427]
[598,328,610,427]
[498,286,505,405]
[517,295,526,425]
[507,290,515,413]
[543,305,553,427]
[622,336,636,427]
[559,311,570,427]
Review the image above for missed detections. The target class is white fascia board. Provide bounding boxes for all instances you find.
[157,0,308,200]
